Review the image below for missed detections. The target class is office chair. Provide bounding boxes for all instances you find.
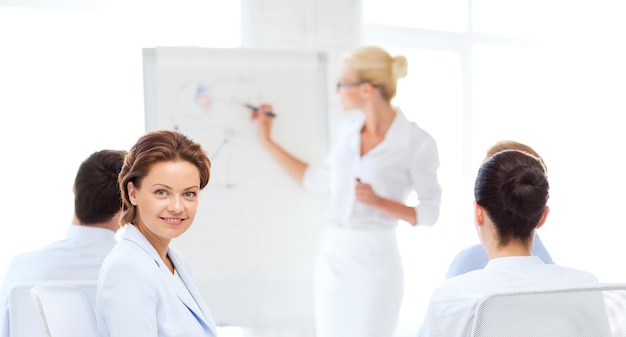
[470,283,626,337]
[30,283,98,337]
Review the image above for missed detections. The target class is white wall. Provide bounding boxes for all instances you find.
[0,1,241,261]
[242,0,361,120]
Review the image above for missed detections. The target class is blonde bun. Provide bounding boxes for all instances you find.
[392,55,408,79]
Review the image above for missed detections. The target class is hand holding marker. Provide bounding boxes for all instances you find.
[245,103,277,118]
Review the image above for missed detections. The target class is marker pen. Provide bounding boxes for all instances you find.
[245,103,277,118]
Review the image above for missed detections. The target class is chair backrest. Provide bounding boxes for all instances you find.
[8,284,46,337]
[470,283,626,337]
[8,281,97,337]
[29,282,98,337]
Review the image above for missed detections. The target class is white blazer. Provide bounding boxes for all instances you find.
[96,225,217,337]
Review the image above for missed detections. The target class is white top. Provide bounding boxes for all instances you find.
[0,224,117,336]
[420,256,599,337]
[303,109,442,229]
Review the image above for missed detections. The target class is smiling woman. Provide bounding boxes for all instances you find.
[95,130,217,337]
[126,161,203,268]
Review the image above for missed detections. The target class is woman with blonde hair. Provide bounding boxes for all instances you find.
[251,46,442,337]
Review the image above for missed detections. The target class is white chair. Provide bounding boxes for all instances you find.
[7,284,46,337]
[29,283,98,337]
[470,283,626,337]
[7,281,97,337]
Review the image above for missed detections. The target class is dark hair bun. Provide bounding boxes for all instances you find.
[500,165,548,219]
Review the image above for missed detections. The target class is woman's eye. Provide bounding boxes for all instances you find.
[155,190,167,196]
[185,191,197,198]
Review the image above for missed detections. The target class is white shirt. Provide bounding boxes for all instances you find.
[421,256,599,337]
[303,109,442,229]
[0,224,117,336]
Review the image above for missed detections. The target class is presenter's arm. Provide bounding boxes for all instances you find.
[355,180,417,225]
[354,133,441,227]
[252,103,309,183]
[404,132,442,227]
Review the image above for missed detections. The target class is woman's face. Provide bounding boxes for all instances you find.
[128,160,201,246]
[336,64,365,111]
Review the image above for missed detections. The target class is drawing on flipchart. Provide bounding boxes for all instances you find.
[176,76,258,117]
[171,123,239,190]
[145,50,328,325]
[169,76,269,191]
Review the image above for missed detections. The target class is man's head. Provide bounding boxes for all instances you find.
[73,149,126,226]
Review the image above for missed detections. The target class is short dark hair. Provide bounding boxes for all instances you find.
[74,150,126,224]
[474,150,549,246]
[118,130,211,226]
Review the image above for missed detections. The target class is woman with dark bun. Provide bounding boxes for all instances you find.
[444,140,554,279]
[420,149,598,337]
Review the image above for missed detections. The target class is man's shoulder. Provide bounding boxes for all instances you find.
[7,245,61,267]
[445,244,489,278]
